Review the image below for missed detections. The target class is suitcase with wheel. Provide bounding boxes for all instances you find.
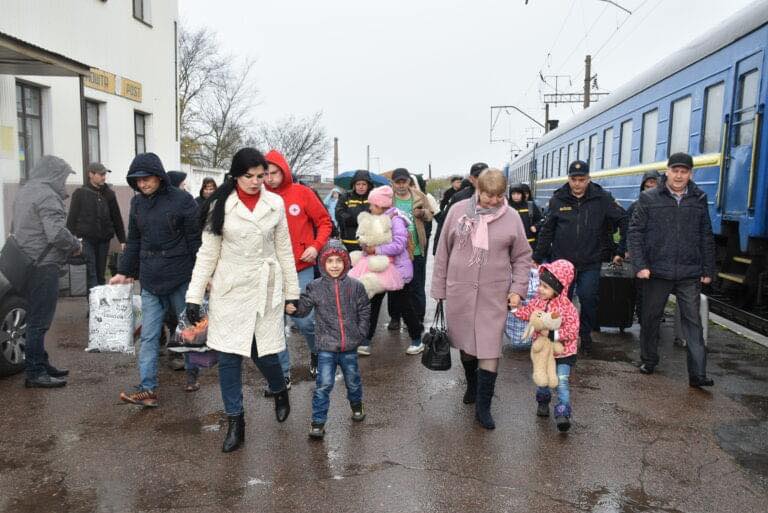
[597,262,636,332]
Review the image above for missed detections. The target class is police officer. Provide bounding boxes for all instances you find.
[533,160,628,353]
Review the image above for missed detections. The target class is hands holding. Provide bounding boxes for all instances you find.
[701,276,712,285]
[507,292,522,310]
[285,303,297,315]
[636,269,651,279]
[300,246,319,263]
[185,303,202,324]
[109,273,133,285]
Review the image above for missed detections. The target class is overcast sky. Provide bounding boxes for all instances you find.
[180,0,756,178]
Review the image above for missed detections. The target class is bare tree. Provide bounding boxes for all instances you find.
[251,112,330,176]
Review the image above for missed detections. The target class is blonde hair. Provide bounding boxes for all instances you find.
[477,168,507,196]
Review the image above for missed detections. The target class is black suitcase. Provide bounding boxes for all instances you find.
[597,262,636,332]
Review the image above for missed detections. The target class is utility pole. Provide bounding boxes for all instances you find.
[428,163,432,180]
[544,103,550,133]
[366,145,370,171]
[584,54,592,108]
[333,137,339,177]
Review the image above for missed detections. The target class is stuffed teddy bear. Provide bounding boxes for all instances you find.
[523,310,565,388]
[348,212,404,298]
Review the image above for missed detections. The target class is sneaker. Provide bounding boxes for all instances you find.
[405,341,425,355]
[357,345,371,356]
[119,389,158,407]
[309,422,325,439]
[351,402,366,422]
[310,353,318,378]
[263,377,292,398]
[387,319,401,331]
[639,363,655,375]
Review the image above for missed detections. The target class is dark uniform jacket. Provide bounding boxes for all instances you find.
[533,181,628,270]
[628,178,716,281]
[432,183,475,255]
[335,170,373,250]
[510,199,543,248]
[67,183,126,243]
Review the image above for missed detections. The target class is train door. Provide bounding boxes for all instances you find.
[724,52,763,216]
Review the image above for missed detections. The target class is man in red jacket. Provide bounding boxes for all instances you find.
[265,150,333,383]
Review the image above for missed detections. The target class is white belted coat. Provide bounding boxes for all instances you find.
[186,189,300,357]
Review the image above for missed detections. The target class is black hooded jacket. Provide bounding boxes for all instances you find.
[628,177,716,281]
[335,170,373,250]
[67,182,126,242]
[117,153,201,295]
[533,181,628,270]
[432,181,475,255]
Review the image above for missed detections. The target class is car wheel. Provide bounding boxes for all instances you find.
[0,295,27,377]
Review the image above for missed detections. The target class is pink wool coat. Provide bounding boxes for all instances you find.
[431,199,532,359]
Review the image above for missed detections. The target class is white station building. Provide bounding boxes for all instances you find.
[0,0,180,239]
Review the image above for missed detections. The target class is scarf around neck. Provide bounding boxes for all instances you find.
[457,193,508,266]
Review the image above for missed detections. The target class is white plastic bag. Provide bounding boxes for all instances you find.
[86,284,135,354]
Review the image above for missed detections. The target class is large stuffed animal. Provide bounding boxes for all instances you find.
[523,310,565,388]
[348,212,404,298]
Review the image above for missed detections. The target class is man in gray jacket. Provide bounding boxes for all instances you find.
[12,156,82,388]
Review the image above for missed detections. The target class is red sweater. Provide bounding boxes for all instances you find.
[265,150,332,272]
[236,185,260,211]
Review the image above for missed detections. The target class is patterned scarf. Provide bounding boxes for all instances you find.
[457,193,508,266]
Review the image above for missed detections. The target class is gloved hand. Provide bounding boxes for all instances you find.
[185,303,202,324]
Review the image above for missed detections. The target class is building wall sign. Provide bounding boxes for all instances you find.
[86,68,142,102]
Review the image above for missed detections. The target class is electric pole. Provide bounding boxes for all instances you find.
[584,55,592,108]
[333,137,339,177]
[366,145,370,171]
[428,163,432,180]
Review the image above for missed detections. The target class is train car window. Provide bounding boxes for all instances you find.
[544,154,549,178]
[620,120,633,166]
[552,150,559,177]
[558,147,565,175]
[669,96,692,155]
[702,82,725,153]
[588,134,598,168]
[568,143,575,167]
[577,139,586,161]
[736,70,759,146]
[603,127,614,169]
[641,109,658,163]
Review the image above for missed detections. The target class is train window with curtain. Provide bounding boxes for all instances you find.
[558,147,565,175]
[567,143,575,167]
[641,109,658,163]
[588,134,597,168]
[577,139,586,161]
[669,96,692,155]
[620,120,633,166]
[736,70,759,147]
[603,127,614,169]
[701,82,725,153]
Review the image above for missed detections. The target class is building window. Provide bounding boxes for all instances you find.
[701,82,725,153]
[668,96,692,155]
[602,127,614,169]
[577,139,586,161]
[735,70,759,147]
[133,0,151,25]
[16,82,43,180]
[588,134,597,168]
[619,120,633,166]
[134,112,147,155]
[86,101,101,164]
[641,109,658,163]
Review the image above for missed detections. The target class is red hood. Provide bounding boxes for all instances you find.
[539,259,575,293]
[265,150,293,192]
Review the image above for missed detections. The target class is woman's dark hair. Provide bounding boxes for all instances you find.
[200,148,268,235]
[199,177,217,197]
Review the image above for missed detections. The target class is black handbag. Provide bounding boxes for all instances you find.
[421,300,452,371]
[0,236,53,293]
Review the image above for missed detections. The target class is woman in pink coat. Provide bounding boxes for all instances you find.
[431,169,532,429]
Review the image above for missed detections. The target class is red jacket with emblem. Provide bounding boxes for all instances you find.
[265,150,333,272]
[514,259,580,358]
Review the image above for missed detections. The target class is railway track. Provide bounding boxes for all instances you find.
[706,293,768,336]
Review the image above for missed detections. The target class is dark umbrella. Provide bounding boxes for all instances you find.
[333,170,390,190]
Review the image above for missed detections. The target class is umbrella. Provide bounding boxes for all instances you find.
[333,170,390,190]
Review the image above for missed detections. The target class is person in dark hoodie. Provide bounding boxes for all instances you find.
[508,182,543,250]
[629,153,715,387]
[111,153,201,407]
[626,170,660,321]
[196,177,218,207]
[432,162,488,255]
[12,156,82,388]
[335,170,374,251]
[167,171,188,192]
[66,162,126,290]
[286,240,370,439]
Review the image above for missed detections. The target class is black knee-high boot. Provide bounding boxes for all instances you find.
[461,358,478,404]
[475,369,498,430]
[222,413,245,453]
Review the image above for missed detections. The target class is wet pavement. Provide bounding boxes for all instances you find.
[1,296,767,513]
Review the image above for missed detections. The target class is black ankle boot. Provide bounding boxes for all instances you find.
[475,369,498,430]
[275,389,290,422]
[461,358,478,404]
[222,413,245,453]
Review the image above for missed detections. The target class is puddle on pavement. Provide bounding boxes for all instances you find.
[715,420,768,481]
[578,485,685,513]
[156,418,203,436]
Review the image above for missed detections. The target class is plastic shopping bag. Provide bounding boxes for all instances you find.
[86,284,135,354]
[170,300,209,348]
[504,268,540,350]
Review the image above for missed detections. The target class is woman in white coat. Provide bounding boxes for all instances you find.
[185,147,300,453]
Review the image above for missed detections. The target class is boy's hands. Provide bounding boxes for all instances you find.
[285,303,297,315]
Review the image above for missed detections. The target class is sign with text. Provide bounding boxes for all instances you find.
[85,68,116,94]
[118,77,142,102]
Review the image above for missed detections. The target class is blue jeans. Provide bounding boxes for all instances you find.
[312,350,363,424]
[23,264,61,379]
[219,339,286,416]
[137,282,188,391]
[536,362,572,407]
[568,268,600,342]
[82,238,110,290]
[276,266,317,377]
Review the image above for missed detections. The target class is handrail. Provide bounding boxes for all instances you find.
[747,106,763,209]
[716,115,729,209]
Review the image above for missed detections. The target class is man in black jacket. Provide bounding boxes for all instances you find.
[335,170,373,251]
[439,175,463,211]
[66,162,126,290]
[432,162,488,255]
[110,153,201,407]
[628,153,715,387]
[533,160,628,353]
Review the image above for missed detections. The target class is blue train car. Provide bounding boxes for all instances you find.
[508,0,768,306]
